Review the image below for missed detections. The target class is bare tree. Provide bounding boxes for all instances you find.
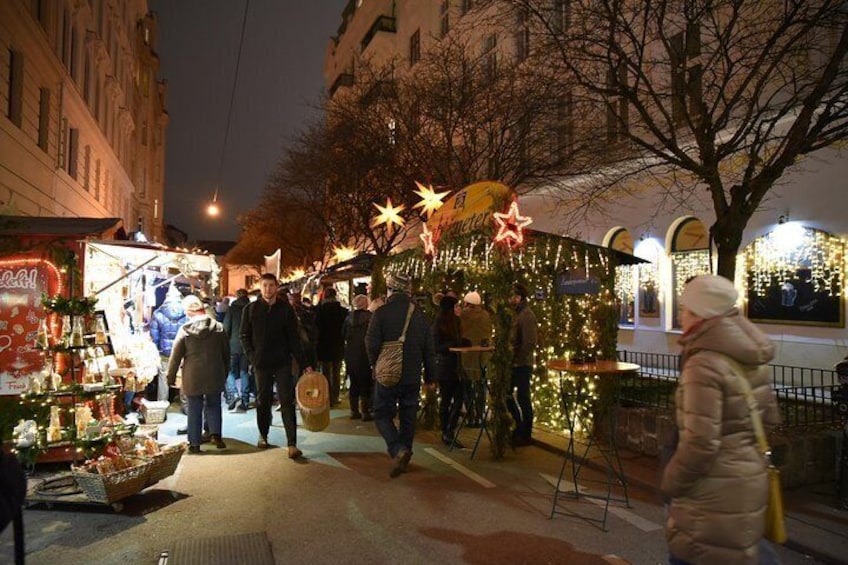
[482,0,848,277]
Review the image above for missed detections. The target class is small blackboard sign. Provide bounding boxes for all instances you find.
[556,271,600,296]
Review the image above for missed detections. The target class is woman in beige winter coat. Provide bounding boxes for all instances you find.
[662,275,779,565]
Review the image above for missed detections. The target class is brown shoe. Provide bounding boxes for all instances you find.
[211,434,226,449]
[287,446,303,459]
[257,436,270,449]
[390,449,411,478]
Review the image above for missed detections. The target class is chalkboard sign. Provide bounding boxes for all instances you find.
[746,269,844,327]
[556,271,600,296]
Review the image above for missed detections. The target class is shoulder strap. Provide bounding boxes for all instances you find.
[724,355,770,455]
[398,304,415,342]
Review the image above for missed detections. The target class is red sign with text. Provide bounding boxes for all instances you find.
[0,255,62,395]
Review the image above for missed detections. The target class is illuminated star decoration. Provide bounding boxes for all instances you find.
[493,200,533,247]
[333,246,356,263]
[419,223,437,256]
[372,198,406,233]
[412,181,450,218]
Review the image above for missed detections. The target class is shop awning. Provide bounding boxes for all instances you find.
[319,253,375,284]
[0,216,123,238]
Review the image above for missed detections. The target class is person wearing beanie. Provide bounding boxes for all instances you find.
[343,294,373,420]
[366,273,437,478]
[432,294,465,447]
[166,295,230,453]
[507,282,538,447]
[460,291,493,428]
[662,274,780,564]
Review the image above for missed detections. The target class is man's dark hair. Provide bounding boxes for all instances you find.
[260,273,278,282]
[323,287,337,299]
[513,282,529,299]
[236,288,248,298]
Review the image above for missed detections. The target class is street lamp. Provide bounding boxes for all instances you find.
[206,189,221,217]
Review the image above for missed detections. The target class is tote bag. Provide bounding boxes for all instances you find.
[374,304,414,388]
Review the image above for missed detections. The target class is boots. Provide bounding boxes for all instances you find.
[350,395,362,419]
[361,398,373,422]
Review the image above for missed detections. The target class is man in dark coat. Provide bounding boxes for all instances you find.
[366,273,436,478]
[240,273,310,459]
[343,294,372,420]
[288,290,319,371]
[223,288,251,412]
[315,286,348,406]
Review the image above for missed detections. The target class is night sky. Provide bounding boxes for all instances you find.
[148,1,343,242]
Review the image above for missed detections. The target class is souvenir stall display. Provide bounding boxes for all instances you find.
[0,219,216,507]
[81,240,221,411]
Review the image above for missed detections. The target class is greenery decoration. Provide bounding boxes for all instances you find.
[41,294,99,316]
[384,229,622,458]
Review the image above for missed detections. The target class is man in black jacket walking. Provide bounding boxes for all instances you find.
[240,274,310,459]
[366,273,436,478]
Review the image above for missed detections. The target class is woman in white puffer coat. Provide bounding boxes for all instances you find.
[662,275,780,565]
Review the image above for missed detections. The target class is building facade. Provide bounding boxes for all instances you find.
[325,0,847,369]
[1,0,167,242]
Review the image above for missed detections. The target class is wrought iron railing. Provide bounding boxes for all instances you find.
[614,350,844,429]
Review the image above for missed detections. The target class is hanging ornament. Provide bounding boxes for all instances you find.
[372,198,406,232]
[493,200,533,247]
[412,181,450,218]
[420,223,437,256]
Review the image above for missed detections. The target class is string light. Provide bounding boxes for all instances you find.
[745,225,844,298]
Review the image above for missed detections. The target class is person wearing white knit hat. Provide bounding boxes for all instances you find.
[678,274,739,321]
[662,274,780,563]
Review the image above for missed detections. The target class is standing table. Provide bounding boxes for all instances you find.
[449,345,495,459]
[546,359,640,531]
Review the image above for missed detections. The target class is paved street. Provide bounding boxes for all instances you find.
[0,404,839,564]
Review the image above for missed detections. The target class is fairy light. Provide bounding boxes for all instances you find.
[745,225,844,298]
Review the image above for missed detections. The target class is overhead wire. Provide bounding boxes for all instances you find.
[212,0,250,208]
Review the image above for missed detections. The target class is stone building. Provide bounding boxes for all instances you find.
[323,0,847,370]
[0,0,167,242]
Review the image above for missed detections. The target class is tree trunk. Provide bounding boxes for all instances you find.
[710,217,744,280]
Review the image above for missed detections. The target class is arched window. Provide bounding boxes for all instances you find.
[744,224,844,326]
[670,217,710,328]
[606,228,635,325]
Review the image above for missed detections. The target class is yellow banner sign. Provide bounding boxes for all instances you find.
[427,181,513,239]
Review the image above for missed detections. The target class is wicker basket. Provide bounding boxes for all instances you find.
[140,400,169,424]
[145,445,185,486]
[72,461,152,504]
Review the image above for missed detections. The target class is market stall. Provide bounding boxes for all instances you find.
[81,239,221,407]
[0,217,214,508]
[381,182,645,458]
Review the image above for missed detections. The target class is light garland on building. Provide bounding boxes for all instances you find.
[745,225,844,298]
[672,249,711,299]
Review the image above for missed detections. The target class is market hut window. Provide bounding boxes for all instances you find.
[744,224,845,327]
[606,227,635,326]
[670,217,710,329]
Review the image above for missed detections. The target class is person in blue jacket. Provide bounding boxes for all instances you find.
[150,285,187,402]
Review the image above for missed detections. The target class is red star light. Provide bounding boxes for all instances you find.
[493,201,533,247]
